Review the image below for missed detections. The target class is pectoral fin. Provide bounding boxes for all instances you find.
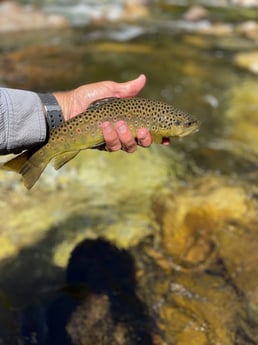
[53,151,80,170]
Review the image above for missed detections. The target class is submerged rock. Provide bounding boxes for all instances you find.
[236,20,258,40]
[153,175,256,271]
[150,174,258,344]
[183,5,210,22]
[215,220,258,343]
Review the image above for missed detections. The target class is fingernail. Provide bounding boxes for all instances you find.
[137,128,147,139]
[117,122,127,134]
[102,122,112,133]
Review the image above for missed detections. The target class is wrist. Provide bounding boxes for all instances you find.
[53,91,71,122]
[38,92,64,130]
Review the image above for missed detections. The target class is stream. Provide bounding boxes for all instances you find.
[0,2,257,344]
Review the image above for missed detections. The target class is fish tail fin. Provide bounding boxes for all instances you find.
[20,160,48,190]
[1,151,29,173]
[1,151,48,190]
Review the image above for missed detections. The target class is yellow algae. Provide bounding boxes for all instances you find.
[144,247,172,271]
[225,80,258,151]
[160,308,190,343]
[159,305,209,345]
[176,328,208,345]
[167,273,240,345]
[94,42,154,54]
[3,198,64,247]
[216,219,258,306]
[105,214,154,249]
[234,50,258,74]
[226,80,258,123]
[231,121,258,150]
[0,236,18,260]
[182,61,210,79]
[183,34,211,48]
[53,233,96,268]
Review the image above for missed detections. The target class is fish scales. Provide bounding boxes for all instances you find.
[1,97,199,189]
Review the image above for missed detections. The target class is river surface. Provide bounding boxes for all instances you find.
[0,3,257,345]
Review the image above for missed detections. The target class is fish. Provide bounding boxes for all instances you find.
[1,97,199,189]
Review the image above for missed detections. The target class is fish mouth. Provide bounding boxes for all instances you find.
[179,121,200,137]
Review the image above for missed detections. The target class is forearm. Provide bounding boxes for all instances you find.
[0,88,47,154]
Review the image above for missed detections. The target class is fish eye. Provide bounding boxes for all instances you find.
[187,121,194,127]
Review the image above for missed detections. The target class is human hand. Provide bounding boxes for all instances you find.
[53,75,152,152]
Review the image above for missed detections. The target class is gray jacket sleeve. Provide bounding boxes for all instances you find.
[0,88,47,154]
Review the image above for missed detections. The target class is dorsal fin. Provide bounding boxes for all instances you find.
[87,97,119,110]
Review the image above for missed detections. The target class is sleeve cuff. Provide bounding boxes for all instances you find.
[0,88,47,153]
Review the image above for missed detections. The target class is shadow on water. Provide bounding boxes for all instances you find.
[0,219,159,344]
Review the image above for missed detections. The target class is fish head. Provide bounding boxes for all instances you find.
[176,118,200,137]
[156,108,200,138]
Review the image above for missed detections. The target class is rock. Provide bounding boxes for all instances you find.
[236,20,258,40]
[162,272,241,345]
[230,0,258,6]
[153,175,257,271]
[183,5,210,22]
[87,0,149,24]
[0,1,69,33]
[197,22,234,35]
[150,174,258,343]
[122,0,150,21]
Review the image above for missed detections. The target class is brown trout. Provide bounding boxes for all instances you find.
[1,97,199,189]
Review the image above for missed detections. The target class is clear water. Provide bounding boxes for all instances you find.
[0,3,257,344]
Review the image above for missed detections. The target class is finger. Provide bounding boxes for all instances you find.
[117,74,146,98]
[137,128,152,147]
[101,122,122,151]
[114,121,137,153]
